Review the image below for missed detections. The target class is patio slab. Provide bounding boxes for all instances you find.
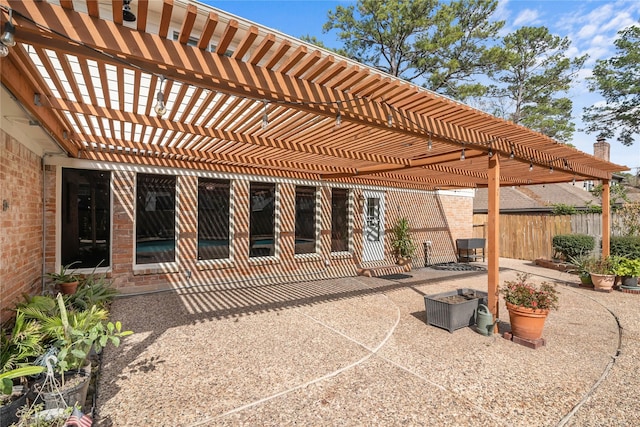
[95,259,639,426]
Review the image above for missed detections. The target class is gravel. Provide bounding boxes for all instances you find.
[94,259,639,426]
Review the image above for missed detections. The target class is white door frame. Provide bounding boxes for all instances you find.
[362,191,385,262]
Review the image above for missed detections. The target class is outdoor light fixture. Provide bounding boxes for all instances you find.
[488,145,494,158]
[1,9,15,47]
[154,76,167,117]
[427,133,432,151]
[572,176,576,186]
[123,0,136,22]
[261,100,269,129]
[549,165,554,173]
[387,113,392,127]
[460,145,466,161]
[335,106,342,129]
[509,145,515,159]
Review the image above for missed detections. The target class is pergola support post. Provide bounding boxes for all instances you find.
[602,179,610,257]
[488,154,500,331]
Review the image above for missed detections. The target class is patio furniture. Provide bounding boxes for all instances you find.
[424,289,488,333]
[456,238,486,263]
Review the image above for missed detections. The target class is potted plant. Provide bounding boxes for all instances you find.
[568,255,595,287]
[391,217,416,271]
[20,294,132,410]
[1,312,45,427]
[615,257,640,288]
[587,256,620,291]
[46,262,81,295]
[500,273,559,341]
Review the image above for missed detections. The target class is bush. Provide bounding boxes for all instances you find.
[611,236,640,259]
[552,234,595,260]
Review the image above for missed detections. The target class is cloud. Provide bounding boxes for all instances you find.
[513,9,541,27]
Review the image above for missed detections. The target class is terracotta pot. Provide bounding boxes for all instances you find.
[506,302,549,340]
[57,281,79,294]
[589,273,616,291]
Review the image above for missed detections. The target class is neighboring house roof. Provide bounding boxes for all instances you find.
[474,183,601,213]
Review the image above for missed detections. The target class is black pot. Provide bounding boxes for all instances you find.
[0,386,27,427]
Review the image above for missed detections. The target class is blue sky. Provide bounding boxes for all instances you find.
[208,1,640,170]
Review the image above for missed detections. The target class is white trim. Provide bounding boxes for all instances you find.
[45,157,472,197]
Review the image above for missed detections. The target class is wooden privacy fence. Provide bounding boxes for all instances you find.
[473,213,625,261]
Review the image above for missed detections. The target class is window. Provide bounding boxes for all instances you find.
[295,186,316,254]
[249,182,275,257]
[198,178,230,260]
[331,189,349,252]
[136,174,176,264]
[61,168,111,268]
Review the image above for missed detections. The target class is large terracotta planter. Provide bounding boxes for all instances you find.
[589,273,616,291]
[506,302,549,340]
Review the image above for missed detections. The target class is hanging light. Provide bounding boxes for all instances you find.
[460,145,466,161]
[123,0,137,22]
[509,145,515,159]
[529,160,533,172]
[335,103,342,129]
[572,176,576,186]
[154,76,167,117]
[387,113,393,127]
[549,165,554,174]
[1,9,16,48]
[261,100,269,129]
[488,145,494,158]
[427,133,432,151]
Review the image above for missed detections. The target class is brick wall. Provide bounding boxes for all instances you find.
[0,130,44,322]
[42,165,473,294]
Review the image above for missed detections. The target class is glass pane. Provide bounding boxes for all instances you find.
[331,189,349,252]
[366,197,380,242]
[61,169,110,268]
[198,178,230,260]
[295,186,316,254]
[250,182,275,257]
[136,174,176,264]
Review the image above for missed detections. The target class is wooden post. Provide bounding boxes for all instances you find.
[602,179,610,257]
[488,154,500,330]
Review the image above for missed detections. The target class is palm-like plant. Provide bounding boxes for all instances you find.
[1,312,46,394]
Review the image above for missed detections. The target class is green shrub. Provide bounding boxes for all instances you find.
[611,236,640,259]
[552,234,595,260]
[551,204,577,215]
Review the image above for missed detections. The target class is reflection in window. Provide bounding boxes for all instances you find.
[136,174,176,264]
[331,188,349,252]
[366,197,380,242]
[295,186,316,254]
[61,169,111,268]
[198,178,230,260]
[249,182,276,257]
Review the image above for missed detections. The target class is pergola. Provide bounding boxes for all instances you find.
[0,0,627,324]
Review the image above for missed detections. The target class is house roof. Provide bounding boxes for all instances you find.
[473,182,637,213]
[0,0,628,190]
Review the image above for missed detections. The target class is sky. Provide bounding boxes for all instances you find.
[207,0,640,171]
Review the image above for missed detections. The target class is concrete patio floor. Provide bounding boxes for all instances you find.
[94,259,639,426]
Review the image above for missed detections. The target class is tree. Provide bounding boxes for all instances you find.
[583,24,640,146]
[487,26,587,142]
[322,0,504,100]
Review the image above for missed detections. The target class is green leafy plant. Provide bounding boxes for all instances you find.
[586,256,621,275]
[391,217,416,260]
[45,262,81,285]
[551,204,577,215]
[552,234,595,260]
[500,273,559,311]
[615,257,640,278]
[611,236,640,259]
[12,402,73,427]
[1,312,46,395]
[66,267,118,311]
[568,255,596,280]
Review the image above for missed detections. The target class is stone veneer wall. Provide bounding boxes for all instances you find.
[0,130,44,323]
